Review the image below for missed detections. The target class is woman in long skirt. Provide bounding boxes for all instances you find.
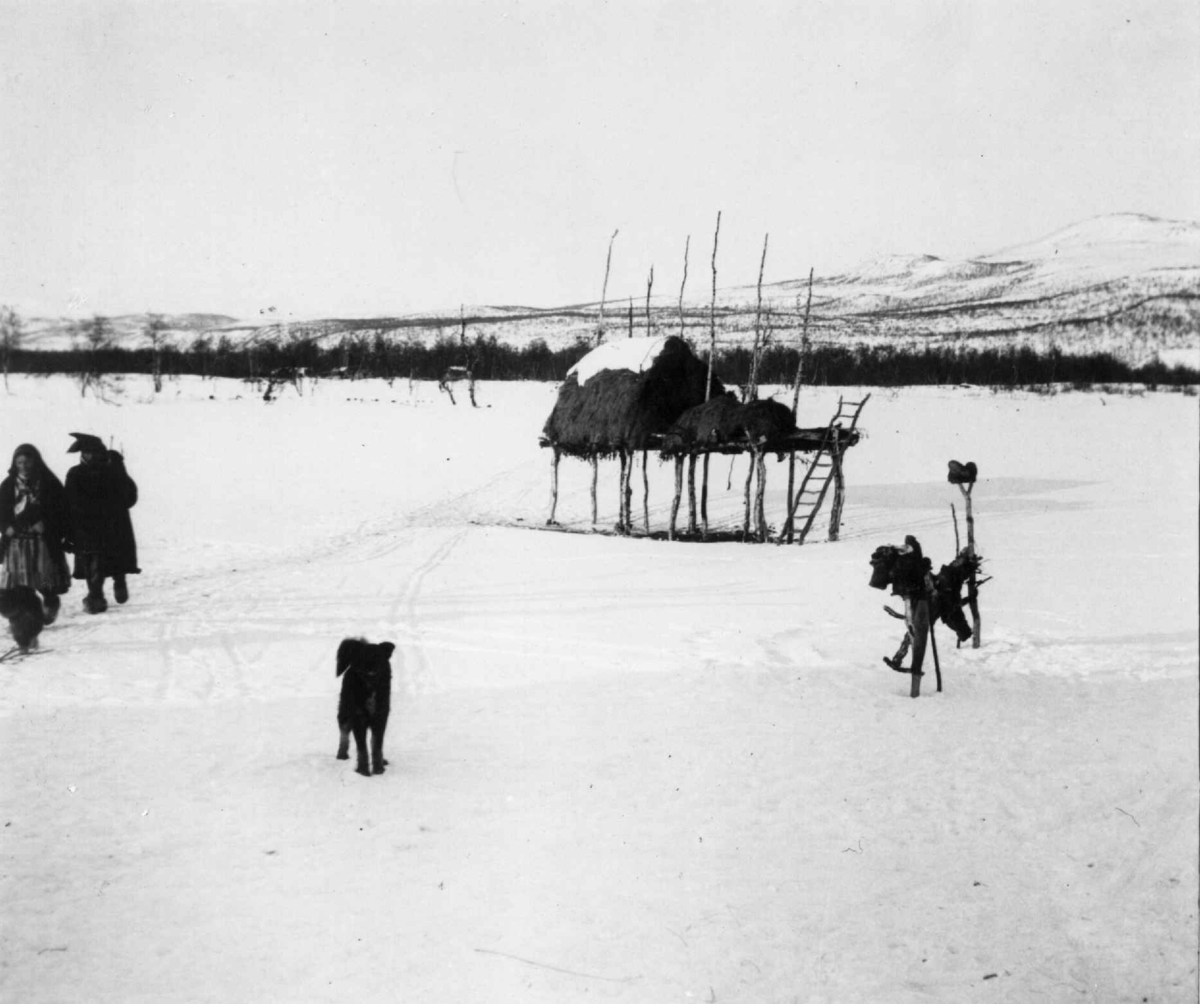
[0,444,72,623]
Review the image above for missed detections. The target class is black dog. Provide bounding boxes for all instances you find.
[336,638,395,776]
[0,586,45,653]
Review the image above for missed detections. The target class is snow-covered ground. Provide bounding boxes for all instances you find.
[1,374,1196,1004]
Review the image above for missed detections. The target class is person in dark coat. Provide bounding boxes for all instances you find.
[0,443,72,624]
[64,433,140,614]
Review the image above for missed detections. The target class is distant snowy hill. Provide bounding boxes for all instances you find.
[14,214,1200,365]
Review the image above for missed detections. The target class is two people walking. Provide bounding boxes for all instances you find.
[0,433,139,620]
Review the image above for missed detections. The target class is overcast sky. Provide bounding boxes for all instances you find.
[2,0,1197,320]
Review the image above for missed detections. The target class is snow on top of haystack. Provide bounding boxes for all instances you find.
[566,334,671,386]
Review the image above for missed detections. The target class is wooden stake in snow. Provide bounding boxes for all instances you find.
[961,483,981,647]
[746,233,769,402]
[547,448,561,525]
[686,455,698,535]
[948,459,982,647]
[590,456,599,525]
[742,447,755,539]
[618,450,629,532]
[678,235,690,338]
[784,268,815,534]
[642,450,650,534]
[670,455,684,540]
[702,211,721,540]
[754,448,768,541]
[645,266,654,335]
[598,229,618,346]
[622,449,634,532]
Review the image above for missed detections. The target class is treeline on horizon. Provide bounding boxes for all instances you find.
[7,332,1197,389]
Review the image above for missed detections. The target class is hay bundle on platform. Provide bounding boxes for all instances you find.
[542,336,723,457]
[661,395,796,455]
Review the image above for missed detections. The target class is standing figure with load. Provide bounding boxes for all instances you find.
[869,534,976,698]
[64,433,140,614]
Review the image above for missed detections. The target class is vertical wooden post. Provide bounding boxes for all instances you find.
[585,453,595,525]
[828,443,846,541]
[590,455,599,525]
[742,450,754,539]
[960,483,981,647]
[783,450,797,542]
[754,448,768,541]
[598,230,618,346]
[628,451,638,532]
[701,211,721,540]
[617,450,628,532]
[670,455,684,540]
[686,454,698,534]
[747,233,769,401]
[678,235,690,338]
[645,267,654,335]
[547,448,561,525]
[642,450,650,534]
[786,268,814,538]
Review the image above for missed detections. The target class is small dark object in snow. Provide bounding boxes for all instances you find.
[0,586,44,652]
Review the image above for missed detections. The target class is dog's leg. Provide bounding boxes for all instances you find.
[370,723,387,774]
[352,722,371,776]
[336,719,351,760]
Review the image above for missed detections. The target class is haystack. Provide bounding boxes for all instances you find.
[540,335,723,531]
[542,335,723,457]
[661,395,797,455]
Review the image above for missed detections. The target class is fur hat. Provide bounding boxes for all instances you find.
[67,432,106,454]
[947,460,978,485]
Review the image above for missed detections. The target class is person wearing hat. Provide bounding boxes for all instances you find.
[0,443,72,623]
[64,433,140,614]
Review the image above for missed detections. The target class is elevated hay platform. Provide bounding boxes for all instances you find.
[651,393,867,542]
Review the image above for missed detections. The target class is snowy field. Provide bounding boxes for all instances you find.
[1,373,1196,1004]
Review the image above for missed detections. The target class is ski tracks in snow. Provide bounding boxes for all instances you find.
[387,527,467,698]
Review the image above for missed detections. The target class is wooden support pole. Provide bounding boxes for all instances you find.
[687,454,698,535]
[547,448,561,525]
[598,230,617,345]
[755,448,768,541]
[645,266,654,335]
[828,443,846,541]
[622,449,634,533]
[590,455,599,525]
[670,455,684,540]
[742,450,754,539]
[784,450,797,542]
[747,233,769,401]
[617,450,628,532]
[960,483,981,647]
[642,450,649,534]
[678,235,690,338]
[701,211,721,540]
[929,620,942,693]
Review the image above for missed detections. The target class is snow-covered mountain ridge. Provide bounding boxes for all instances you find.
[15,214,1200,366]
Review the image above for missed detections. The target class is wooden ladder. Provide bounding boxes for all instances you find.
[783,394,870,544]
